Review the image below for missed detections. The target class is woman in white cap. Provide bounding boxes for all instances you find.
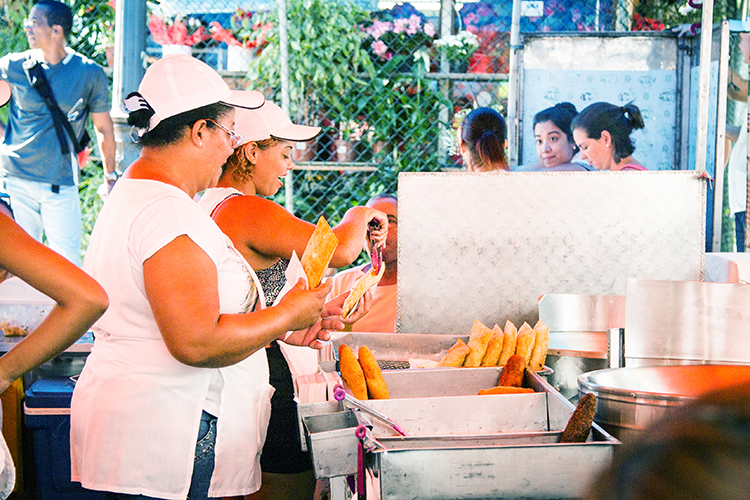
[199,101,387,500]
[70,55,344,500]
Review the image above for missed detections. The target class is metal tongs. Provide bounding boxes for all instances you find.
[333,384,407,436]
[368,219,383,274]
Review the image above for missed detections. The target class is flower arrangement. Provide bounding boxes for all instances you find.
[148,14,207,46]
[434,30,479,63]
[209,9,273,51]
[363,14,436,62]
[632,13,665,31]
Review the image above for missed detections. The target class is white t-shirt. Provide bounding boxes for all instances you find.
[71,179,272,499]
[330,264,397,333]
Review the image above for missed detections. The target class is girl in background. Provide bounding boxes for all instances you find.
[460,107,508,172]
[571,102,647,171]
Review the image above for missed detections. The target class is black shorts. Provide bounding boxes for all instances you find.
[260,341,313,474]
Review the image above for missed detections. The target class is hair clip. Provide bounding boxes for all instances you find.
[121,92,153,115]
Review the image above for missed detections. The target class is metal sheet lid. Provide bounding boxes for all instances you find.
[579,365,750,402]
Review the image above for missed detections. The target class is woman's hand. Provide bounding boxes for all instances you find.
[324,289,372,327]
[276,278,331,332]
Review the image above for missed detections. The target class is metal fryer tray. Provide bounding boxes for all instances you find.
[301,370,619,499]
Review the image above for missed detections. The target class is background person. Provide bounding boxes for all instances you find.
[329,193,398,333]
[530,102,592,171]
[726,31,750,251]
[459,107,508,172]
[70,55,340,500]
[199,100,385,500]
[0,0,116,266]
[571,102,647,171]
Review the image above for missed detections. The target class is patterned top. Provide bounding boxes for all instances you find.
[256,258,290,307]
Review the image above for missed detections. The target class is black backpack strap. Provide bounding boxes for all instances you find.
[23,58,89,155]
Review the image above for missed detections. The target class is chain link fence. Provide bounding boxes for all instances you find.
[0,0,743,252]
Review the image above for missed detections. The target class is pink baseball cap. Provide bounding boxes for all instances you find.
[234,100,321,144]
[132,55,264,132]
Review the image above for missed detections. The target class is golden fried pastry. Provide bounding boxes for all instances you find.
[464,319,494,367]
[480,324,504,367]
[496,354,526,387]
[358,345,390,399]
[529,319,550,371]
[478,386,535,395]
[301,216,339,288]
[342,263,385,319]
[561,393,597,443]
[514,322,535,365]
[497,320,517,366]
[437,339,471,368]
[339,344,368,400]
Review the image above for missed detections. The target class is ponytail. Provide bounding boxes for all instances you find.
[461,107,508,171]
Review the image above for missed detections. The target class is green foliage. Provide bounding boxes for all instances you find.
[67,0,115,67]
[249,0,373,123]
[78,160,104,259]
[635,0,738,29]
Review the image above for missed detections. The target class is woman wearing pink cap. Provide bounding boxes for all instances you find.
[70,56,347,500]
[199,101,386,500]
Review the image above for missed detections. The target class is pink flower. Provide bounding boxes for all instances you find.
[424,22,435,36]
[393,18,409,34]
[366,20,391,40]
[372,40,389,57]
[406,14,421,35]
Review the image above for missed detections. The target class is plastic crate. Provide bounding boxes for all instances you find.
[24,377,104,500]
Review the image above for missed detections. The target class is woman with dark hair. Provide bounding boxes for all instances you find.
[533,102,588,169]
[70,55,346,500]
[460,107,508,171]
[571,102,647,171]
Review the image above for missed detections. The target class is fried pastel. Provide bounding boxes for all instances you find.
[342,263,385,319]
[301,216,339,288]
[339,344,368,400]
[514,321,535,365]
[478,386,535,396]
[358,345,390,399]
[497,320,518,366]
[561,393,597,443]
[496,354,526,387]
[437,339,471,368]
[529,319,550,371]
[463,319,494,367]
[480,324,505,366]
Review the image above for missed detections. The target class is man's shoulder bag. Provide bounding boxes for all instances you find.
[22,58,90,157]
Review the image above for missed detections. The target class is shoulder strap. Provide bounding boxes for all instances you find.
[23,58,89,155]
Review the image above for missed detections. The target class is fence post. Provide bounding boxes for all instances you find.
[278,0,295,214]
[507,0,521,167]
[438,0,454,167]
[111,0,147,171]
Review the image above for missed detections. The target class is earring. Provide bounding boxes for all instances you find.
[198,142,203,147]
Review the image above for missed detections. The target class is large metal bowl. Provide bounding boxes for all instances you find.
[578,364,750,442]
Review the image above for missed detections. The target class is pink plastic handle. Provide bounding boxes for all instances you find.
[355,424,367,439]
[333,384,346,402]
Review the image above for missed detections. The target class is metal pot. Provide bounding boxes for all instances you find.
[578,364,750,442]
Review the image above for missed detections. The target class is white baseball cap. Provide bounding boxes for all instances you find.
[235,100,321,144]
[127,55,264,133]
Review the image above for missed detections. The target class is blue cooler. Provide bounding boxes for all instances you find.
[24,377,104,500]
